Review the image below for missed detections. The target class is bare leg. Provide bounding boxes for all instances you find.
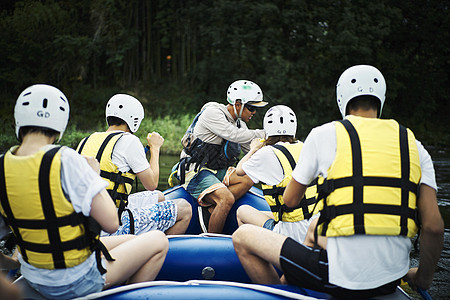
[101,234,136,250]
[202,187,235,233]
[103,230,169,288]
[232,224,288,284]
[165,198,192,235]
[236,205,273,227]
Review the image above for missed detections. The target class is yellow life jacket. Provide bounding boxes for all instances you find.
[0,146,96,270]
[77,132,136,209]
[317,116,421,237]
[261,142,321,222]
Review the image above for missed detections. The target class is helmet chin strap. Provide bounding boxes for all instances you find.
[233,104,244,128]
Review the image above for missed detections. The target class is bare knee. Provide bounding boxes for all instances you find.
[141,230,169,253]
[236,205,252,223]
[232,224,253,250]
[174,198,192,220]
[217,192,235,210]
[157,191,165,202]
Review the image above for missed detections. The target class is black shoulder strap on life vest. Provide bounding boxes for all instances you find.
[263,144,316,222]
[317,119,419,236]
[271,144,297,171]
[77,137,88,154]
[90,132,134,217]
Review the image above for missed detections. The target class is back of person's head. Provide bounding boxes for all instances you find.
[346,95,381,115]
[336,65,386,118]
[105,94,144,133]
[14,84,70,142]
[263,105,297,145]
[226,80,267,108]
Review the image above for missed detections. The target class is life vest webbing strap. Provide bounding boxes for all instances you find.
[18,235,91,253]
[8,212,84,229]
[76,137,88,154]
[320,176,418,195]
[340,120,365,234]
[399,125,410,236]
[0,155,29,262]
[100,170,134,185]
[271,144,296,170]
[39,146,66,269]
[95,132,123,163]
[320,202,418,229]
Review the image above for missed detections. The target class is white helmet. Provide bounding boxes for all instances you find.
[105,94,144,133]
[336,65,386,118]
[14,84,70,142]
[227,80,267,106]
[263,105,297,137]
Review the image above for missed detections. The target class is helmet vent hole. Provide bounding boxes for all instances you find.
[268,120,273,124]
[234,88,237,90]
[119,105,123,109]
[60,96,66,102]
[351,79,356,83]
[24,92,31,96]
[22,102,30,106]
[374,78,378,83]
[43,98,48,108]
[280,117,284,124]
[60,106,65,112]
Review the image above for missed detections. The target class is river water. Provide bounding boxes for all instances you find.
[157,149,450,300]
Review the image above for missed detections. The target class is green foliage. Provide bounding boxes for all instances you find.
[0,0,448,147]
[137,113,195,155]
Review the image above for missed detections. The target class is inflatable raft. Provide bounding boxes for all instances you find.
[13,186,414,300]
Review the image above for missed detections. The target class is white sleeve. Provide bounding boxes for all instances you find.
[242,147,284,185]
[292,122,336,185]
[112,134,150,174]
[60,148,108,217]
[416,140,437,190]
[200,106,265,144]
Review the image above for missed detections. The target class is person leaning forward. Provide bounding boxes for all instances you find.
[178,80,268,233]
[0,85,169,299]
[232,65,444,299]
[77,94,192,236]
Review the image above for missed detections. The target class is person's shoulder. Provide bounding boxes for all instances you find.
[201,102,226,113]
[310,121,336,135]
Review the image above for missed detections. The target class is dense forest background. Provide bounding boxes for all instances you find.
[0,0,449,147]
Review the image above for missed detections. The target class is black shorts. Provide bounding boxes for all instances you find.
[279,237,400,299]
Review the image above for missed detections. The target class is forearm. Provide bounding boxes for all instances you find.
[148,148,160,184]
[415,220,444,288]
[412,184,444,289]
[283,179,307,208]
[236,149,258,176]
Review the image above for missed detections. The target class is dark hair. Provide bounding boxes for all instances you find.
[18,126,59,142]
[107,116,127,127]
[264,135,297,146]
[346,95,380,115]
